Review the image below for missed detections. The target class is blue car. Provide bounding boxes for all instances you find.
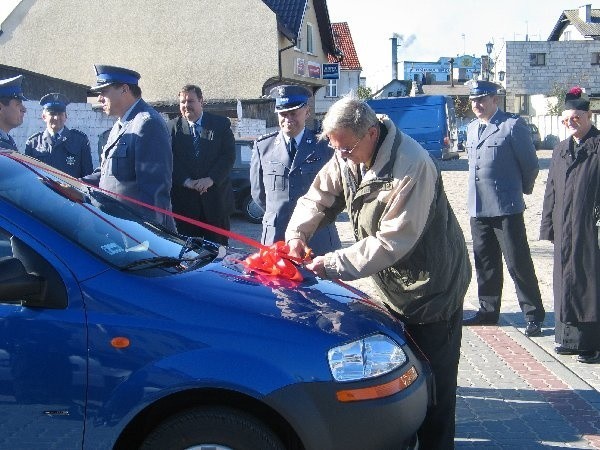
[0,151,430,450]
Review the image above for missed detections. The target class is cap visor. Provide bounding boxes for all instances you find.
[274,102,306,113]
[89,81,114,93]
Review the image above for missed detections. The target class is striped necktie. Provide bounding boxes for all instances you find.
[192,123,202,157]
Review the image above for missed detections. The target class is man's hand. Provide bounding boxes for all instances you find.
[305,256,327,279]
[287,238,309,259]
[185,177,214,194]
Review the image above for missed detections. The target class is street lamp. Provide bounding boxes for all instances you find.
[499,70,505,82]
[485,41,494,81]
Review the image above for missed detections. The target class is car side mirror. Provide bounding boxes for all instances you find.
[0,257,44,303]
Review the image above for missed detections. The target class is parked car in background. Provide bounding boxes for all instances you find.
[231,139,264,223]
[0,150,431,450]
[527,123,542,150]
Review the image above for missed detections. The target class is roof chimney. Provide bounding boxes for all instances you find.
[579,4,592,23]
[391,36,398,80]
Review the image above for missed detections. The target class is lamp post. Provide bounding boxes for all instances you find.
[485,41,494,81]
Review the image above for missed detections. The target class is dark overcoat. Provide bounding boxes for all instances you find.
[540,127,600,326]
[25,127,93,178]
[168,113,235,243]
[250,128,341,255]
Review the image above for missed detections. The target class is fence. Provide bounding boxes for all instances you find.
[530,114,600,149]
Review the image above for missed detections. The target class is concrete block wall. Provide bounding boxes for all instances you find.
[504,40,600,113]
[11,105,266,167]
[12,101,115,168]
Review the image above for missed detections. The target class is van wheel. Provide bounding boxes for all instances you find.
[140,407,285,450]
[243,196,264,224]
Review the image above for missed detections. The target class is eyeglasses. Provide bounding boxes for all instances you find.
[561,115,582,125]
[328,134,365,154]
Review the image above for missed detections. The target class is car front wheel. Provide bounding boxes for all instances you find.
[140,407,285,450]
[243,195,264,224]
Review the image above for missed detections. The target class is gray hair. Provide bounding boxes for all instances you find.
[320,95,379,140]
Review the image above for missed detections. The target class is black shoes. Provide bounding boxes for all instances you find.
[577,351,600,364]
[462,311,498,326]
[524,321,542,337]
[554,346,579,355]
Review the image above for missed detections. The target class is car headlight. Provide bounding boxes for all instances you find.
[328,334,407,382]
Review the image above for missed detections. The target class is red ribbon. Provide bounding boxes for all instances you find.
[5,152,305,281]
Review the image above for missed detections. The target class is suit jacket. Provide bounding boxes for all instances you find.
[83,99,175,230]
[25,127,93,178]
[466,110,539,218]
[168,113,235,242]
[250,128,341,255]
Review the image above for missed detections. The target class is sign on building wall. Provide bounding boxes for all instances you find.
[307,61,321,79]
[295,58,306,76]
[322,63,340,79]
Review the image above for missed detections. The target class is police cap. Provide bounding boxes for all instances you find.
[269,85,311,112]
[90,65,141,92]
[467,80,502,99]
[0,75,27,101]
[40,93,69,113]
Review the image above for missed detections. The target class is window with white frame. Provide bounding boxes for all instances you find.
[326,79,338,97]
[306,23,314,54]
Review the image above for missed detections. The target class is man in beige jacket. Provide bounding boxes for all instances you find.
[286,96,471,449]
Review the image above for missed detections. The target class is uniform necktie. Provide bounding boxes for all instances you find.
[478,123,486,139]
[288,138,297,160]
[192,123,202,157]
[53,133,60,144]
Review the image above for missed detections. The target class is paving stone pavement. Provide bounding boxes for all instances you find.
[230,149,600,448]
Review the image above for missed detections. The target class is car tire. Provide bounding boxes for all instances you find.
[140,407,285,450]
[243,195,264,224]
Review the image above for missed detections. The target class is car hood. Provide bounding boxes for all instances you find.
[82,249,404,343]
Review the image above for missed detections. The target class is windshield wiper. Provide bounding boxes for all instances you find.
[120,256,188,271]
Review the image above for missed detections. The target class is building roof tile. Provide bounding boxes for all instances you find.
[328,22,361,70]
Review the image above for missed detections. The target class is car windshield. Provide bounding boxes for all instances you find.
[0,153,218,271]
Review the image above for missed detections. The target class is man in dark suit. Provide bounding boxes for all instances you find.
[168,85,235,245]
[0,75,27,151]
[463,80,545,337]
[83,65,175,231]
[250,85,340,255]
[25,93,93,178]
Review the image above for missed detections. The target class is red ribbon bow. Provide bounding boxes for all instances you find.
[244,241,306,282]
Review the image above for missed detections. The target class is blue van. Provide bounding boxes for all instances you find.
[367,95,460,160]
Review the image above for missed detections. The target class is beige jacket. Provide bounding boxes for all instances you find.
[285,116,437,281]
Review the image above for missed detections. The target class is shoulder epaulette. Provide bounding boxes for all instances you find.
[26,131,43,141]
[69,128,88,137]
[256,131,278,142]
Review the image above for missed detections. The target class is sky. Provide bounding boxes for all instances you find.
[326,0,590,90]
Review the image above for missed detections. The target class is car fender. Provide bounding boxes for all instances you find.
[85,346,311,442]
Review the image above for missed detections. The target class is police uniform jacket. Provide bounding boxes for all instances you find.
[83,99,175,230]
[250,128,341,255]
[285,117,471,324]
[168,113,235,237]
[25,127,93,178]
[466,109,539,218]
[0,133,17,151]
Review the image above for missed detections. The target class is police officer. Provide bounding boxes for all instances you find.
[0,75,27,151]
[250,85,340,254]
[462,80,545,337]
[83,65,175,230]
[25,93,93,177]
